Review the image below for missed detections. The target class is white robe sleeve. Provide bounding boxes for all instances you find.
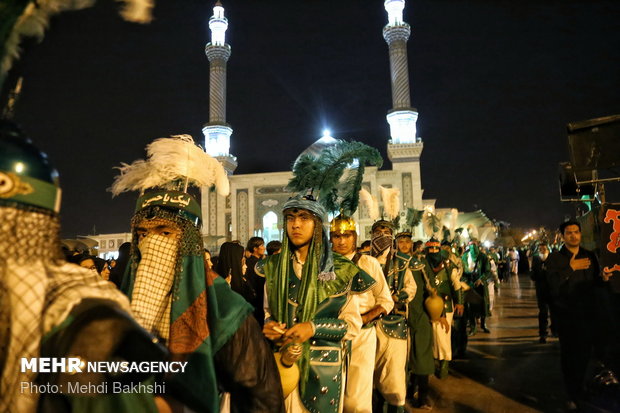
[365,256,394,314]
[263,283,272,322]
[402,267,417,304]
[340,291,363,341]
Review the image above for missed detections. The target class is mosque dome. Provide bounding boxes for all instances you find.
[294,131,341,165]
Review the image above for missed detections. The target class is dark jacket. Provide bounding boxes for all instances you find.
[545,245,602,313]
[530,254,548,283]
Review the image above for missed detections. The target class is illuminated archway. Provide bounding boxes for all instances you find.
[262,211,280,243]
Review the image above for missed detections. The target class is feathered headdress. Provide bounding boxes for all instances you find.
[288,140,383,216]
[359,187,379,221]
[379,185,400,221]
[110,134,229,197]
[447,208,459,239]
[423,210,446,239]
[405,207,423,229]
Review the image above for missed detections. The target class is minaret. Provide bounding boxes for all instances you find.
[383,0,424,210]
[202,1,235,247]
[203,1,237,174]
[383,0,418,144]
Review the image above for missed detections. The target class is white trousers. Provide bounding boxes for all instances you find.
[283,387,307,413]
[432,311,454,360]
[374,325,407,406]
[344,327,376,413]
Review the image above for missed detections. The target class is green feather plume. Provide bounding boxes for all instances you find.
[288,140,383,216]
[406,207,423,228]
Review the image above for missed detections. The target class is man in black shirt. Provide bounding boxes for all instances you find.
[246,236,266,326]
[530,244,556,343]
[545,221,610,411]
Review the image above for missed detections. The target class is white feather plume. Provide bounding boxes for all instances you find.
[110,134,229,197]
[423,211,445,238]
[423,213,433,237]
[448,208,459,238]
[436,211,445,238]
[467,224,479,240]
[379,186,400,220]
[359,188,379,221]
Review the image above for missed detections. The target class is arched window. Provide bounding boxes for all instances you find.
[262,211,280,243]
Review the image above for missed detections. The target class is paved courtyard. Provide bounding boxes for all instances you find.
[408,275,567,413]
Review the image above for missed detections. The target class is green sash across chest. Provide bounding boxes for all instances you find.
[261,253,368,413]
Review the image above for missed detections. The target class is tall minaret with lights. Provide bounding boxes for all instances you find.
[383,0,423,209]
[202,1,236,244]
[204,1,236,174]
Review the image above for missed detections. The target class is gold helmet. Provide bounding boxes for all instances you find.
[330,214,357,234]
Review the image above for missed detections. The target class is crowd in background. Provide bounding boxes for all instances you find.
[58,224,618,412]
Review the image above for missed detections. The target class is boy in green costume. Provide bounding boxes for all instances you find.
[423,238,464,379]
[394,232,434,410]
[260,196,372,413]
[261,139,381,413]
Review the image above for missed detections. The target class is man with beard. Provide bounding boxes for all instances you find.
[112,135,283,413]
[424,238,464,379]
[371,222,416,413]
[545,221,612,411]
[259,198,367,413]
[0,121,166,413]
[330,215,393,413]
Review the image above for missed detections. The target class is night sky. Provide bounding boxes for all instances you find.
[9,0,620,238]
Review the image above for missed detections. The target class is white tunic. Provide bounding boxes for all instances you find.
[373,254,416,407]
[343,253,393,413]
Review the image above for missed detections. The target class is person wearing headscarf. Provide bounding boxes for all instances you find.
[371,222,416,413]
[0,121,165,413]
[216,241,256,305]
[112,135,284,413]
[423,238,464,379]
[259,196,368,413]
[67,253,110,281]
[109,241,131,288]
[330,214,393,413]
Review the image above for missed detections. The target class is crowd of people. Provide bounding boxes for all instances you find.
[1,127,617,413]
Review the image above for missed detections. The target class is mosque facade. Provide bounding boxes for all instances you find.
[84,1,496,259]
[200,0,443,250]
